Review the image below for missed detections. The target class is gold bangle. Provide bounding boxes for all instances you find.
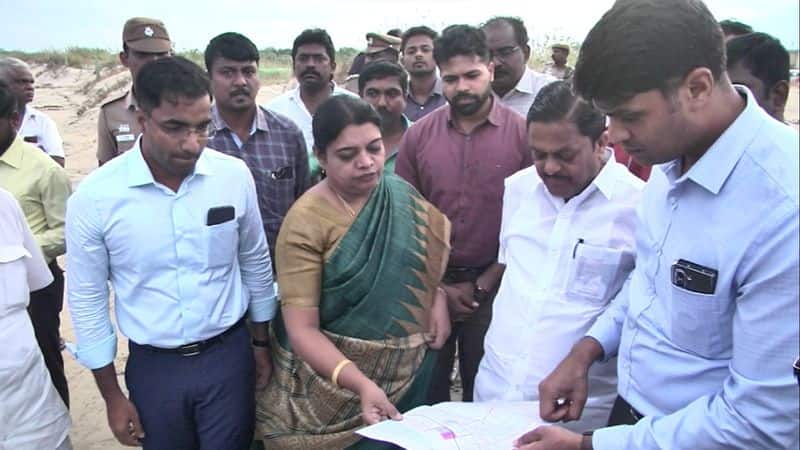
[331,359,352,387]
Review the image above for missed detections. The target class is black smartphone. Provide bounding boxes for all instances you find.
[271,166,294,180]
[671,259,717,294]
[206,206,235,226]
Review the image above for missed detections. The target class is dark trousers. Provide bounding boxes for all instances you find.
[28,260,69,408]
[607,395,644,426]
[126,322,255,450]
[427,295,493,403]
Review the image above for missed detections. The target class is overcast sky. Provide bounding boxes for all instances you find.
[2,0,798,52]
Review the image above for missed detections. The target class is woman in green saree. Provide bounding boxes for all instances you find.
[255,95,451,449]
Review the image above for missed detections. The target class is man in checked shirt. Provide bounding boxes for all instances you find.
[205,32,310,259]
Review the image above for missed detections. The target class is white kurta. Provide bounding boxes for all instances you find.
[0,188,70,449]
[474,155,644,430]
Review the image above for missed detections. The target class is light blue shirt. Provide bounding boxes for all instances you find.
[66,142,277,370]
[588,87,799,449]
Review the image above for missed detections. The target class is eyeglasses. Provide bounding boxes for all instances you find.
[489,46,521,61]
[151,119,211,139]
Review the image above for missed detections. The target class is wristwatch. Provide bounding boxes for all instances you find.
[473,282,491,304]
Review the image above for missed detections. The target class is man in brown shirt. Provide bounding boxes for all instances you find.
[97,17,172,166]
[396,24,531,403]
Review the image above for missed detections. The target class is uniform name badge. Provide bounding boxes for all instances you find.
[116,134,136,143]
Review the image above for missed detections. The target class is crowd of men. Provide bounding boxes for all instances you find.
[2,0,798,449]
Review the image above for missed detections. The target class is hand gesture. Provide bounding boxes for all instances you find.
[514,425,583,450]
[538,339,602,422]
[106,393,145,446]
[359,382,403,425]
[443,282,478,321]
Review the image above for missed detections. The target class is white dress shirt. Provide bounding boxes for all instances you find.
[475,154,644,430]
[265,84,357,154]
[66,141,277,370]
[18,106,65,158]
[498,68,557,117]
[0,188,71,450]
[589,86,799,449]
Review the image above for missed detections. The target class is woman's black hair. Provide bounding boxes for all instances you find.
[312,95,381,153]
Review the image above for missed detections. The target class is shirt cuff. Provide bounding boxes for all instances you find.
[592,425,633,450]
[586,320,621,362]
[68,331,117,370]
[248,282,278,323]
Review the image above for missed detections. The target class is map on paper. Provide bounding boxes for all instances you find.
[356,401,544,450]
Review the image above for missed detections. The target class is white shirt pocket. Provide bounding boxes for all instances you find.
[566,243,624,305]
[0,245,33,315]
[203,220,239,270]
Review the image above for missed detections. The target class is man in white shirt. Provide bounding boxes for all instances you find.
[474,81,643,430]
[67,56,276,449]
[0,57,66,166]
[481,17,556,117]
[0,187,71,450]
[266,28,356,182]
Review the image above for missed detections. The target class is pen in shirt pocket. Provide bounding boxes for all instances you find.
[572,238,585,258]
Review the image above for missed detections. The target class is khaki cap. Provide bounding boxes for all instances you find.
[365,32,402,54]
[123,17,171,53]
[552,43,570,51]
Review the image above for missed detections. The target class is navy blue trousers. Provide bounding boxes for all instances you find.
[126,323,255,450]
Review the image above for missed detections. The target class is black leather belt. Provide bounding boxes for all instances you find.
[443,265,489,284]
[133,317,245,357]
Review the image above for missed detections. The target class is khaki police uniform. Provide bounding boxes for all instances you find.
[97,17,171,165]
[97,90,141,165]
[344,32,402,93]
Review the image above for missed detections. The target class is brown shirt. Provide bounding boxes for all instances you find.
[396,98,531,268]
[97,90,141,165]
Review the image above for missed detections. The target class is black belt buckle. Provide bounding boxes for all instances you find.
[178,343,202,357]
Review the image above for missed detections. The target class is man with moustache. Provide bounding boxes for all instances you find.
[358,60,412,172]
[400,26,446,121]
[205,32,309,259]
[474,81,643,432]
[267,29,355,182]
[516,0,799,448]
[97,17,172,166]
[0,58,66,166]
[67,57,276,449]
[481,17,555,117]
[396,24,531,403]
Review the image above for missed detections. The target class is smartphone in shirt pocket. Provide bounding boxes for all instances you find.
[204,206,238,269]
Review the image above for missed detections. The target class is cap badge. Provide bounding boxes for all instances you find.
[144,26,154,37]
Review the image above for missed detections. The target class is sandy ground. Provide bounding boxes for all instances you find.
[32,63,799,450]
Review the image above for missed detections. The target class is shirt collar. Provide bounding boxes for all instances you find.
[591,149,620,200]
[210,104,269,135]
[125,90,139,111]
[126,138,213,188]
[511,68,535,95]
[664,85,762,194]
[0,136,27,169]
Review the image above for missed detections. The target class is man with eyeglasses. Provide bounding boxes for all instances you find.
[481,17,556,117]
[204,32,309,262]
[97,17,172,166]
[67,57,277,450]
